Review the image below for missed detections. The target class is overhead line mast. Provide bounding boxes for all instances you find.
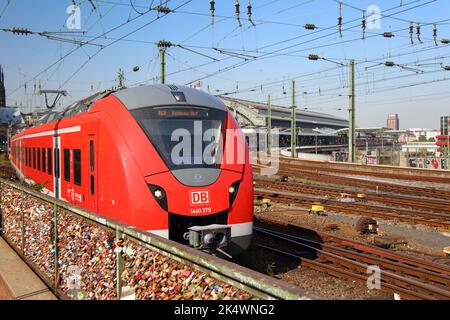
[348,59,356,163]
[158,40,173,84]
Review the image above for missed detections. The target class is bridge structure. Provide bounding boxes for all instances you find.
[0,178,315,300]
[220,96,349,131]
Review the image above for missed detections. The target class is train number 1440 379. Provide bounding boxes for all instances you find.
[190,207,212,214]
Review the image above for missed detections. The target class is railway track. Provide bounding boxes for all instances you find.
[254,166,450,200]
[255,187,450,229]
[254,226,450,300]
[278,157,450,184]
[256,179,450,214]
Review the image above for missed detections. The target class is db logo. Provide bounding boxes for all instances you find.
[190,191,209,205]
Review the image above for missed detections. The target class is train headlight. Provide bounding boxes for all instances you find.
[229,181,241,206]
[154,189,165,200]
[147,184,168,211]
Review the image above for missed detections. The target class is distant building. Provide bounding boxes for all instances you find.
[0,107,25,126]
[387,113,399,130]
[441,116,449,135]
[408,128,439,142]
[0,65,5,108]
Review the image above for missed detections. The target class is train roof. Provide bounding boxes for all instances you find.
[35,84,226,125]
[35,90,112,125]
[112,84,226,111]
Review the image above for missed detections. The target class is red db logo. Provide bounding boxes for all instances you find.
[190,191,209,205]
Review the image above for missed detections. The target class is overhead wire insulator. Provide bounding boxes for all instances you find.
[8,27,33,35]
[443,65,450,71]
[409,22,414,45]
[304,24,317,30]
[157,40,172,48]
[361,13,366,40]
[383,32,394,38]
[338,1,342,38]
[210,0,215,25]
[416,23,423,44]
[155,6,171,14]
[247,0,256,27]
[384,61,395,67]
[441,38,450,44]
[235,0,242,27]
[308,54,320,61]
[433,24,438,46]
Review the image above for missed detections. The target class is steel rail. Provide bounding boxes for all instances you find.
[256,180,450,219]
[255,188,450,229]
[255,227,450,289]
[285,224,450,276]
[259,166,450,200]
[255,178,450,213]
[278,157,450,184]
[254,228,450,300]
[256,243,434,300]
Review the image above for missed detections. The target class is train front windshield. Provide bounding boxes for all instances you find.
[131,106,227,169]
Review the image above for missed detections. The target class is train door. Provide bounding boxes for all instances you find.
[19,140,23,173]
[53,136,61,199]
[87,135,98,211]
[69,142,84,206]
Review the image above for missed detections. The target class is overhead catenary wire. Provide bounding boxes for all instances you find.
[6,1,164,98]
[201,38,450,97]
[7,0,450,115]
[182,0,440,86]
[58,0,194,89]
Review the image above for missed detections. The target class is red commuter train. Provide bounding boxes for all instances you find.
[9,84,253,255]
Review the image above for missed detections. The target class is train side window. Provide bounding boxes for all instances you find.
[90,175,94,195]
[42,148,46,173]
[33,147,36,169]
[64,149,70,182]
[73,149,81,186]
[27,147,30,166]
[37,148,41,171]
[47,148,52,175]
[54,148,60,178]
[25,148,28,166]
[89,140,94,172]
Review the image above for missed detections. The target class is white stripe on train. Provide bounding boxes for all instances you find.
[11,125,81,141]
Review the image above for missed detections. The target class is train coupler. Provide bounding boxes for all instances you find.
[186,224,232,258]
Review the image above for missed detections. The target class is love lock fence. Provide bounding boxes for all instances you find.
[0,178,313,300]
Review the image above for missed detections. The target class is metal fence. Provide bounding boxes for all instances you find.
[0,178,312,300]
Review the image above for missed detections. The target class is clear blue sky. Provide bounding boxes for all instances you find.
[1,0,450,129]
